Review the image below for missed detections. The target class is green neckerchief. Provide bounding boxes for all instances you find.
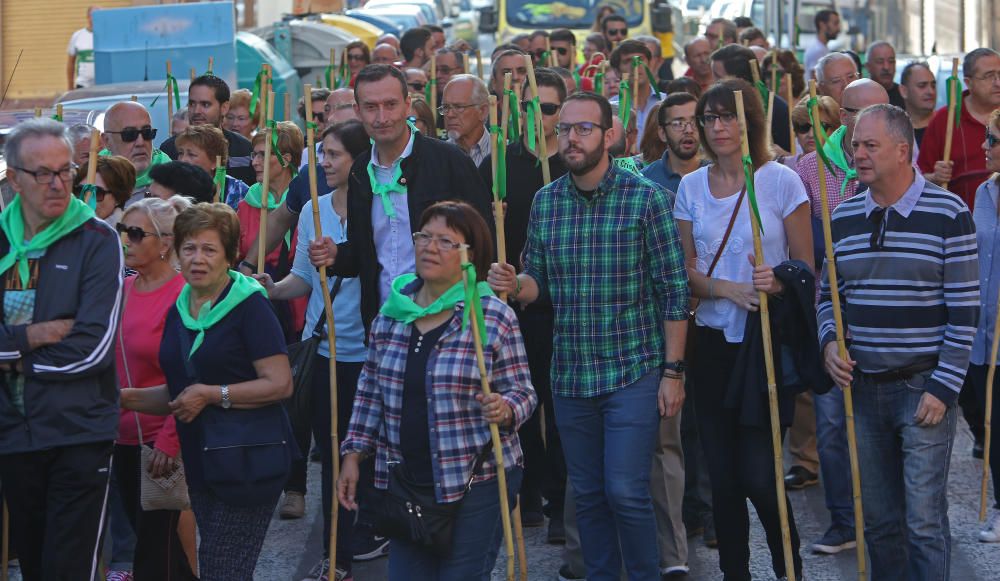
[0,195,94,287]
[489,124,507,200]
[379,271,495,344]
[614,155,643,175]
[367,160,407,218]
[243,182,287,210]
[822,125,858,199]
[741,155,765,236]
[618,80,633,133]
[176,270,266,357]
[101,148,170,189]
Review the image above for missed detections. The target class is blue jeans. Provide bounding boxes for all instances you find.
[813,388,854,530]
[854,371,957,581]
[554,371,662,581]
[387,467,523,581]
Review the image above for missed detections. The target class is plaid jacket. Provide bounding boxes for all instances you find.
[341,289,537,503]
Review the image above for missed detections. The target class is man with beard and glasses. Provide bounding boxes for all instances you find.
[159,74,255,187]
[487,92,689,580]
[101,101,170,205]
[642,92,708,194]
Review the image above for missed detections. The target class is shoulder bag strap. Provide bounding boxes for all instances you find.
[310,276,344,339]
[706,184,747,277]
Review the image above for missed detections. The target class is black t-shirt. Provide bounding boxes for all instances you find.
[159,284,287,489]
[399,319,451,485]
[887,83,906,110]
[914,126,927,147]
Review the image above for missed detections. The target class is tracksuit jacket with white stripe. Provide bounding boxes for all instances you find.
[0,217,124,453]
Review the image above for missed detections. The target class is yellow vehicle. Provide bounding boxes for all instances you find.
[320,14,381,49]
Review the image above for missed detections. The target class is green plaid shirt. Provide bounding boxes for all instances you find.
[523,161,689,398]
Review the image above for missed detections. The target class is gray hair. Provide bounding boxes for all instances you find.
[444,74,489,104]
[964,48,1000,79]
[815,52,857,82]
[856,104,914,159]
[634,35,661,54]
[436,47,465,70]
[67,123,96,145]
[121,195,192,244]
[864,41,895,64]
[3,118,73,169]
[172,107,188,122]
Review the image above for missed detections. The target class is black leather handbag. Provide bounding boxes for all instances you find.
[374,444,492,557]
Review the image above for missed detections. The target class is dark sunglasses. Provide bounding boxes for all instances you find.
[106,125,157,143]
[794,122,835,134]
[553,46,569,56]
[408,82,426,91]
[116,223,158,244]
[607,28,627,37]
[521,102,560,115]
[74,183,110,202]
[987,130,1000,148]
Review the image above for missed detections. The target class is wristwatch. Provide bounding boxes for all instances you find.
[662,360,687,374]
[220,384,231,409]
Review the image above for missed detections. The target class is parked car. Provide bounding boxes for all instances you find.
[359,5,429,32]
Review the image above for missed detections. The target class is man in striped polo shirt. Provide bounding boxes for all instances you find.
[819,104,979,580]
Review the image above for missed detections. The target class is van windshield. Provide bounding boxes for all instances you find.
[506,0,644,29]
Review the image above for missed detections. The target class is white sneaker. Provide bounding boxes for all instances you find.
[979,510,1000,542]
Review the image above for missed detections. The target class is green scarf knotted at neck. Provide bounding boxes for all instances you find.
[380,269,495,345]
[0,195,94,287]
[244,183,290,247]
[822,126,858,199]
[176,270,266,357]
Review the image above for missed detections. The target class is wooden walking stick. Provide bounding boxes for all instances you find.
[787,73,796,151]
[512,503,527,581]
[750,60,773,146]
[82,128,100,206]
[545,37,556,68]
[488,95,509,301]
[734,89,797,581]
[190,67,196,83]
[476,49,484,80]
[207,56,214,75]
[2,501,8,581]
[305,85,342,573]
[809,80,867,581]
[55,104,63,122]
[328,48,336,88]
[458,246,517,581]
[166,60,175,125]
[258,64,271,131]
[501,72,513,145]
[524,55,551,185]
[942,57,960,191]
[256,90,275,274]
[430,55,438,134]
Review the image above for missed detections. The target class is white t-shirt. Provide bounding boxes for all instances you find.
[803,39,829,82]
[674,161,809,343]
[67,28,95,87]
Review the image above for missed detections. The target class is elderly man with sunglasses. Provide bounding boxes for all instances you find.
[0,118,124,580]
[795,78,889,558]
[101,100,171,205]
[819,103,978,581]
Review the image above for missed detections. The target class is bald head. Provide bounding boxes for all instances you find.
[102,101,154,173]
[377,34,400,50]
[373,43,399,65]
[325,88,358,125]
[842,78,890,145]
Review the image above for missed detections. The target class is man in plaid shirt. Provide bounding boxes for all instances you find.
[488,92,689,580]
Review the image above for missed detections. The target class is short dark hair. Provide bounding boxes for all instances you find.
[814,9,838,29]
[436,47,465,70]
[298,87,332,121]
[900,61,932,86]
[857,103,914,159]
[657,91,698,126]
[663,77,703,100]
[733,16,754,28]
[491,49,528,83]
[738,27,766,44]
[173,203,242,266]
[711,44,756,83]
[610,39,652,70]
[841,50,863,75]
[320,119,371,160]
[550,28,576,45]
[95,155,136,208]
[549,68,576,97]
[696,78,769,168]
[965,48,1000,79]
[424,24,444,34]
[563,92,613,130]
[522,68,568,103]
[416,201,495,281]
[354,64,409,101]
[149,161,215,204]
[708,18,738,44]
[601,14,626,32]
[529,29,549,41]
[585,33,609,56]
[400,28,432,61]
[190,74,231,104]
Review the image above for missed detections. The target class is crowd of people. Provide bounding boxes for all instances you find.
[2,5,1000,581]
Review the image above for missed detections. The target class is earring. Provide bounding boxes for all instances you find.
[160,253,166,261]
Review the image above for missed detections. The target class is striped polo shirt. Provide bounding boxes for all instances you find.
[817,171,979,405]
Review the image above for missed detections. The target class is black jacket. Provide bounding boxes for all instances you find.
[0,218,123,453]
[332,132,493,334]
[160,127,256,186]
[726,260,833,429]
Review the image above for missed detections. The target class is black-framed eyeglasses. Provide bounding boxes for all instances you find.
[987,129,1000,149]
[411,231,464,252]
[698,112,739,127]
[663,119,697,131]
[521,102,560,115]
[555,122,607,137]
[12,163,78,185]
[794,122,835,134]
[116,222,158,244]
[105,125,157,143]
[408,82,427,91]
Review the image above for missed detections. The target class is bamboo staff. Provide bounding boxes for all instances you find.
[329,48,336,88]
[942,57,960,191]
[809,80,867,581]
[545,37,556,68]
[258,64,271,131]
[190,67,196,83]
[130,95,138,103]
[750,60,773,146]
[207,56,214,75]
[55,104,63,121]
[256,90,275,274]
[430,55,438,134]
[488,95,508,302]
[1,501,7,581]
[166,61,175,126]
[33,107,41,117]
[476,49,484,80]
[213,155,224,204]
[630,57,640,155]
[458,245,516,581]
[501,72,513,146]
[524,55,551,185]
[734,89,796,581]
[305,85,342,572]
[83,128,100,206]
[787,73,795,151]
[512,504,527,581]
[982,288,1000,521]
